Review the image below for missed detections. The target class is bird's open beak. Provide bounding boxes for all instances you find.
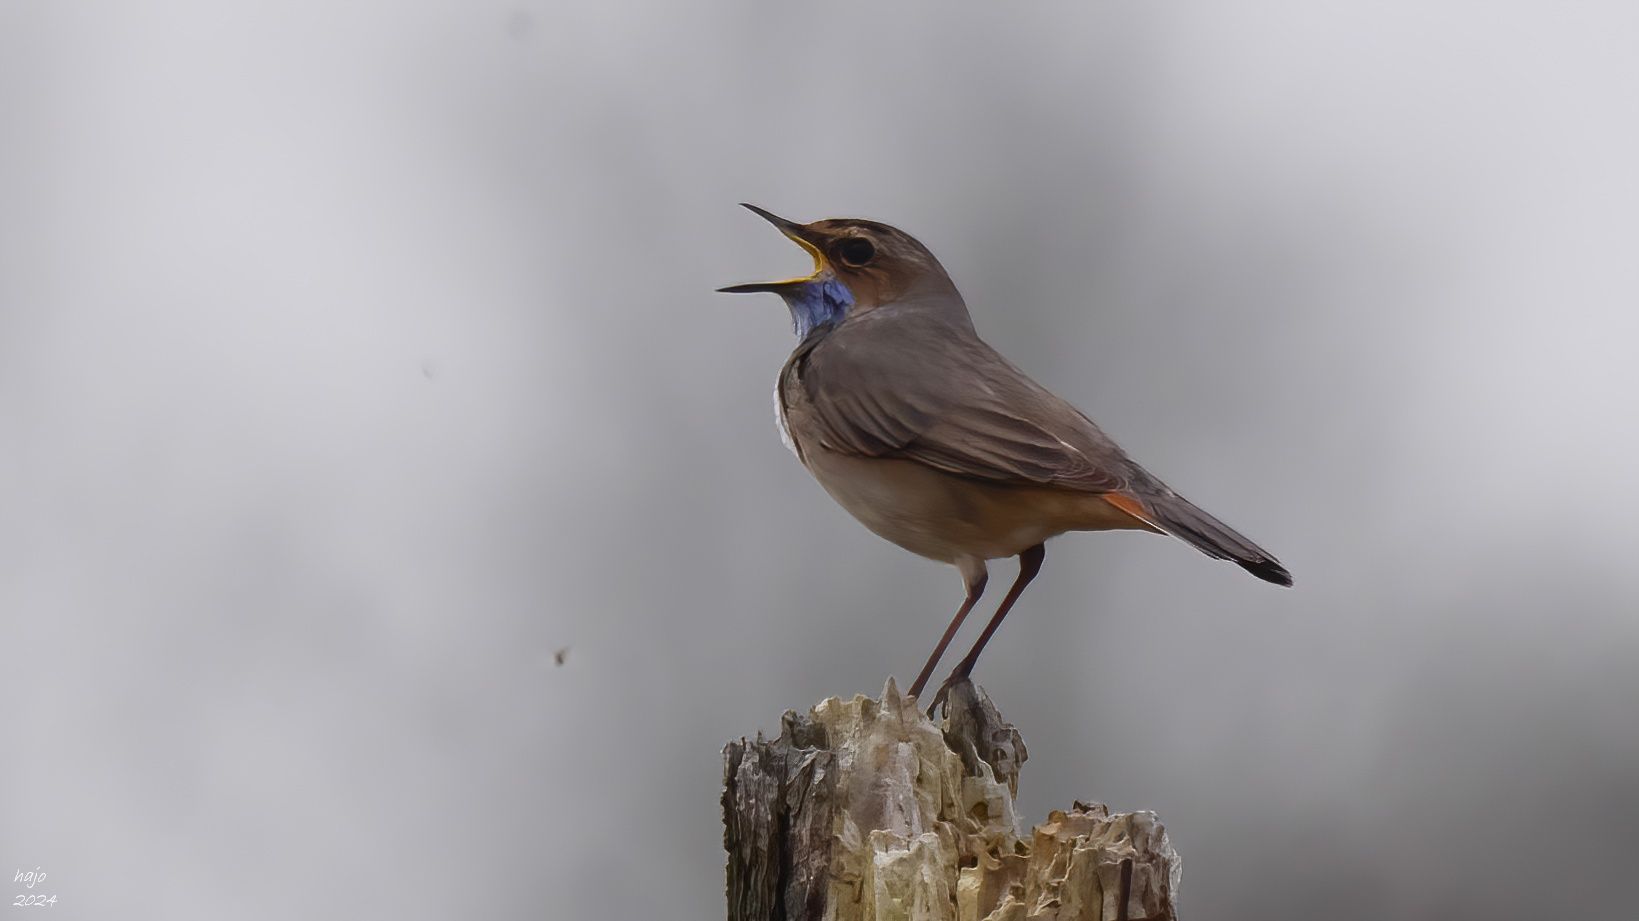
[717,204,829,294]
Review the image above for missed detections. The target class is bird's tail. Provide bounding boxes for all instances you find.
[1111,491,1292,586]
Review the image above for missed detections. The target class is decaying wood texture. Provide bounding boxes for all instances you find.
[723,679,1181,921]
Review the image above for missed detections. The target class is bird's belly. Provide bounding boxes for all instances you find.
[801,448,1134,563]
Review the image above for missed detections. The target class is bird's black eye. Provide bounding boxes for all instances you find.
[836,237,876,267]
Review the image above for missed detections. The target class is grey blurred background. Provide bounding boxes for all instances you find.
[3,2,1636,918]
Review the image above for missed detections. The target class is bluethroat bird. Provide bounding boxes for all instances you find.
[720,205,1291,710]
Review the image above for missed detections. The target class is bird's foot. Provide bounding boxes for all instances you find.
[926,671,974,718]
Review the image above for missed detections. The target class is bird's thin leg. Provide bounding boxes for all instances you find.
[930,543,1046,714]
[908,560,987,701]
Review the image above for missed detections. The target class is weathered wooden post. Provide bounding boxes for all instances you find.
[723,679,1181,921]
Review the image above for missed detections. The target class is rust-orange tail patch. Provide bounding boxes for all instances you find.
[1103,492,1161,529]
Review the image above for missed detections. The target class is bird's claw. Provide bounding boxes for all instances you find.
[925,672,971,719]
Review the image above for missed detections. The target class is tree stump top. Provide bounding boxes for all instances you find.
[724,679,1181,921]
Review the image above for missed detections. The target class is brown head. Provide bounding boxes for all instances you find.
[719,205,965,337]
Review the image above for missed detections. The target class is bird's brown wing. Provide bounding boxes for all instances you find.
[792,312,1292,586]
[794,313,1141,494]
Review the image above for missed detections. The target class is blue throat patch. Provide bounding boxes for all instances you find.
[782,276,854,338]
